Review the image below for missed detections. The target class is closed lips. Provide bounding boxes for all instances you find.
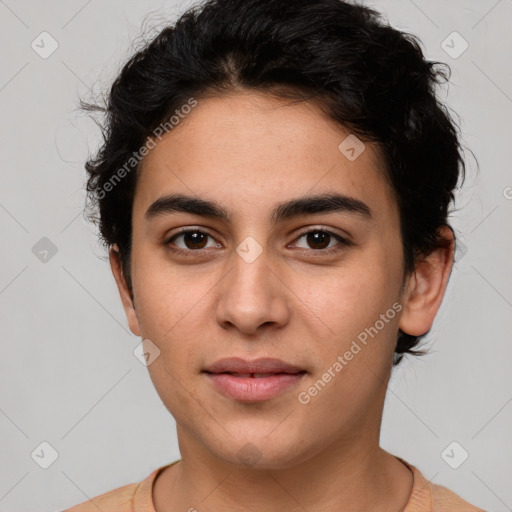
[203,358,308,401]
[209,372,307,378]
[203,357,307,375]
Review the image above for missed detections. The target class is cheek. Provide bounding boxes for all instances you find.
[304,258,401,336]
[299,252,404,399]
[129,251,218,405]
[131,245,218,338]
[295,269,402,429]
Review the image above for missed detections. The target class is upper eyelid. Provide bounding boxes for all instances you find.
[166,227,220,247]
[293,225,350,239]
[167,226,218,242]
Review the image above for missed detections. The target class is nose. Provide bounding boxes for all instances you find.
[215,247,290,336]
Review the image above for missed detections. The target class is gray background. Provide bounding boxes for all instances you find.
[0,0,511,511]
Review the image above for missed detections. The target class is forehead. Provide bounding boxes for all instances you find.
[134,92,396,221]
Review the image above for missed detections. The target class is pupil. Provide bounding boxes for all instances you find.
[185,231,207,249]
[307,231,329,249]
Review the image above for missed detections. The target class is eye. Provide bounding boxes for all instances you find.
[165,228,220,253]
[164,227,351,257]
[292,228,351,254]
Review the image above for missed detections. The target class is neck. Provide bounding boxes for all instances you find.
[153,432,414,512]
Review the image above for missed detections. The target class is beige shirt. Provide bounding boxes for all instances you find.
[64,457,486,511]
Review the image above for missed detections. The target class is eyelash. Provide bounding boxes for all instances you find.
[164,227,352,257]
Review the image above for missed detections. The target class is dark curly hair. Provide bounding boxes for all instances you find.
[81,0,466,365]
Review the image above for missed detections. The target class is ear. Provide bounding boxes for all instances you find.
[109,245,141,336]
[399,226,454,336]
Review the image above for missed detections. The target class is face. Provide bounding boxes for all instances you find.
[111,91,451,469]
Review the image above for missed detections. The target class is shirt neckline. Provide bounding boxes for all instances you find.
[396,456,432,511]
[133,456,430,512]
[133,461,178,512]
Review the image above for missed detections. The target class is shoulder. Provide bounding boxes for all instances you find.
[61,462,176,512]
[399,458,486,512]
[62,481,141,512]
[430,481,487,512]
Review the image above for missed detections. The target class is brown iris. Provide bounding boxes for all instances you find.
[305,231,331,250]
[182,231,209,249]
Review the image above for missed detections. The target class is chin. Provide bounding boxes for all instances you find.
[207,431,318,470]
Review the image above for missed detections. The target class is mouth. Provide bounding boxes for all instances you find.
[202,358,307,402]
[206,371,306,378]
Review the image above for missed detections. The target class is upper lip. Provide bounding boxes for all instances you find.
[203,357,306,374]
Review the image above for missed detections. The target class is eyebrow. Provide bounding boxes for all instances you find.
[145,192,372,223]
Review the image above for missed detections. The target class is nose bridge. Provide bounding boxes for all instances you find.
[232,245,269,298]
[216,241,289,334]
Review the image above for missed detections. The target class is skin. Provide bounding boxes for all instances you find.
[110,91,454,512]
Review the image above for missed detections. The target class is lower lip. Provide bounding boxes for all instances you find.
[204,372,306,402]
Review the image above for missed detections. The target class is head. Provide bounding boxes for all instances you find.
[83,0,464,468]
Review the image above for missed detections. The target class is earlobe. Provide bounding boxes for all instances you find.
[109,245,141,336]
[398,226,454,337]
